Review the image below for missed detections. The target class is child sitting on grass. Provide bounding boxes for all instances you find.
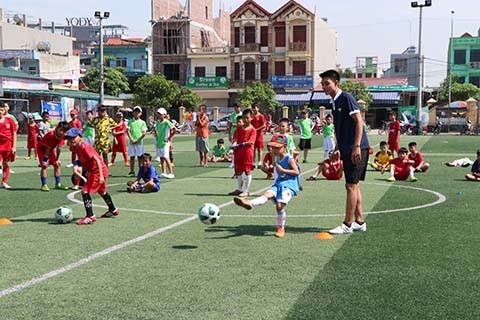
[387,147,417,182]
[306,151,343,181]
[465,150,480,181]
[234,134,299,238]
[369,141,392,173]
[209,138,229,162]
[127,153,161,193]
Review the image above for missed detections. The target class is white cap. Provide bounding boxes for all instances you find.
[157,107,167,115]
[133,106,142,112]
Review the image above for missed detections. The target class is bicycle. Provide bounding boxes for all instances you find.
[378,120,389,135]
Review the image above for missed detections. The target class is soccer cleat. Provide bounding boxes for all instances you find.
[71,185,80,190]
[100,209,120,218]
[55,183,69,190]
[228,189,242,196]
[275,227,286,238]
[77,215,97,225]
[351,221,367,232]
[329,223,353,235]
[41,184,50,192]
[387,176,396,182]
[238,191,249,198]
[409,176,418,182]
[66,163,74,168]
[303,159,308,163]
[306,176,317,181]
[1,182,11,189]
[126,172,136,177]
[266,173,273,180]
[25,156,31,160]
[233,197,252,210]
[165,173,175,179]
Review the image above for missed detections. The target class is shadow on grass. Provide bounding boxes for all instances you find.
[204,224,324,239]
[172,245,198,250]
[184,192,232,197]
[5,187,44,191]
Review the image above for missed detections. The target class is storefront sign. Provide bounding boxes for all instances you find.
[65,17,99,27]
[3,78,49,91]
[269,75,313,89]
[187,76,228,89]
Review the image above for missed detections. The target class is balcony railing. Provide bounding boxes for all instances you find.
[289,42,307,52]
[188,47,228,54]
[239,43,261,53]
[229,79,269,88]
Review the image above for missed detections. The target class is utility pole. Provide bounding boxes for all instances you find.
[94,11,110,105]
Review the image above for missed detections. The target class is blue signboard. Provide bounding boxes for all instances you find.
[41,101,63,121]
[269,75,314,89]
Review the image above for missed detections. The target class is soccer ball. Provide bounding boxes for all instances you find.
[55,206,74,224]
[198,203,220,225]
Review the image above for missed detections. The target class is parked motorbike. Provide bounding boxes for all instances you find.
[433,119,442,135]
[400,121,414,135]
[460,119,472,135]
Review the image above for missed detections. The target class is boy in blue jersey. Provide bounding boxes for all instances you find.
[126,153,160,193]
[233,134,299,238]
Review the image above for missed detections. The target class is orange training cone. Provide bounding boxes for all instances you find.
[315,232,333,240]
[0,218,13,225]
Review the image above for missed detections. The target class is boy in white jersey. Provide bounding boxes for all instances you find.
[234,134,299,238]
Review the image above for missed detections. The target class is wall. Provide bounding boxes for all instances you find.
[0,22,73,55]
[313,16,337,87]
[152,0,181,20]
[38,53,80,87]
[189,56,229,77]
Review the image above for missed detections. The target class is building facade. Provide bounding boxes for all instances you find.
[383,46,420,88]
[448,32,480,87]
[355,56,382,78]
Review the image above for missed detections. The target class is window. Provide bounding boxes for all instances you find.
[28,66,37,75]
[116,57,127,68]
[292,61,306,75]
[275,61,285,76]
[164,64,180,81]
[293,25,306,43]
[244,26,255,44]
[194,66,206,77]
[275,26,285,47]
[260,62,268,80]
[163,29,181,54]
[366,73,372,78]
[205,6,208,20]
[470,49,480,62]
[260,26,268,47]
[234,63,240,80]
[470,76,480,87]
[394,58,408,73]
[216,66,227,77]
[454,50,466,65]
[133,59,143,70]
[458,76,465,84]
[244,62,256,80]
[234,27,240,47]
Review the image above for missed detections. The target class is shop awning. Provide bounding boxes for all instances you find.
[4,88,124,103]
[371,92,401,105]
[311,91,331,105]
[275,93,312,106]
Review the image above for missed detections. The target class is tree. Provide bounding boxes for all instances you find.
[438,74,480,102]
[81,67,130,96]
[238,81,279,113]
[132,74,202,111]
[338,68,355,79]
[339,81,373,109]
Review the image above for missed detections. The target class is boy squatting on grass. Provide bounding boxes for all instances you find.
[465,150,480,181]
[387,147,418,182]
[65,128,119,225]
[234,134,300,238]
[126,153,161,193]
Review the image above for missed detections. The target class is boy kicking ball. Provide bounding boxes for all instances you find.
[234,134,299,238]
[65,128,119,225]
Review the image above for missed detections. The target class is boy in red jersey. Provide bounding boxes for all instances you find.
[387,111,401,157]
[38,121,70,191]
[228,109,257,197]
[387,147,417,182]
[25,114,38,160]
[306,151,343,181]
[65,128,119,225]
[68,109,83,167]
[110,112,129,167]
[0,104,17,189]
[408,141,430,172]
[251,102,266,167]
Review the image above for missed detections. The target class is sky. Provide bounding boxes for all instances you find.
[2,0,480,86]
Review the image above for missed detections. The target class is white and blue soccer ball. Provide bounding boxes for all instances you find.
[55,206,74,224]
[198,203,220,225]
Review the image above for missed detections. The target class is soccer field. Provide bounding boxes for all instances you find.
[1,134,480,319]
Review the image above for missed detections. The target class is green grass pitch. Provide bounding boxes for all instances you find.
[1,133,480,319]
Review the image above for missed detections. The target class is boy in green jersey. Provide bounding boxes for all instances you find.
[297,109,313,163]
[209,138,229,162]
[126,106,147,177]
[82,111,95,146]
[154,108,175,178]
[322,114,336,159]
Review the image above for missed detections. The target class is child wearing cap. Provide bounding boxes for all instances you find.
[306,151,343,181]
[126,106,148,177]
[110,112,129,167]
[154,108,175,178]
[25,114,38,160]
[65,127,120,224]
[234,133,299,238]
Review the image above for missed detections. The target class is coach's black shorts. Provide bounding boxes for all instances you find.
[299,138,312,150]
[341,149,369,184]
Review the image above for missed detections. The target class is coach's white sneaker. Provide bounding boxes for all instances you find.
[165,173,175,179]
[351,221,367,232]
[329,223,353,235]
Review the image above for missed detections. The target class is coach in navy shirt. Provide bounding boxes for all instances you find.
[320,69,370,235]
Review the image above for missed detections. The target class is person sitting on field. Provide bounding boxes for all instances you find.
[209,138,229,162]
[306,151,343,181]
[387,147,417,182]
[369,141,393,173]
[443,158,474,167]
[260,146,274,180]
[127,153,161,193]
[408,141,430,172]
[465,150,480,181]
